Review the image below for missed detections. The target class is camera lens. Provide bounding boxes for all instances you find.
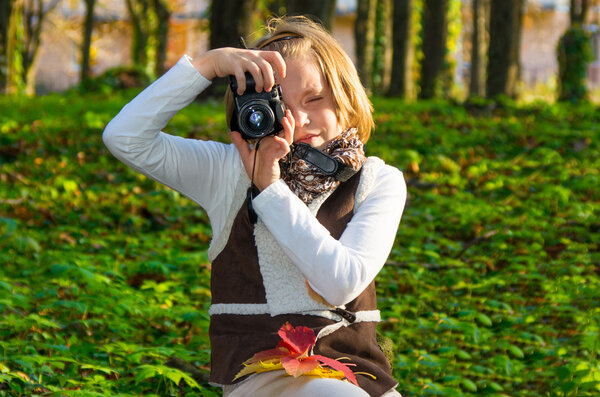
[248,110,265,130]
[239,102,275,138]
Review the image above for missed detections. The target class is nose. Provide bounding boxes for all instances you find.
[291,107,310,129]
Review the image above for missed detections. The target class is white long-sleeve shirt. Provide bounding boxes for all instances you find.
[103,55,407,307]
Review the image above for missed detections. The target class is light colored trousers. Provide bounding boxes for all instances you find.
[222,370,402,397]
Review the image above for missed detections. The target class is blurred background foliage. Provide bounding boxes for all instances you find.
[1,0,600,102]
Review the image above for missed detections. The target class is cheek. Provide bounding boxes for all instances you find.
[319,112,341,141]
[325,110,341,131]
[323,100,341,131]
[314,108,336,124]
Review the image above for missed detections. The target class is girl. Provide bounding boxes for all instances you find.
[104,16,406,397]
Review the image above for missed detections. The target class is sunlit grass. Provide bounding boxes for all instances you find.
[1,90,598,396]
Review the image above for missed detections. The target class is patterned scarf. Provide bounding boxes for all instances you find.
[279,128,366,204]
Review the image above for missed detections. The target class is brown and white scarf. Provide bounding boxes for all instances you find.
[279,128,366,204]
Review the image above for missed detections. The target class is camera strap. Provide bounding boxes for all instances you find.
[246,141,358,224]
[246,139,263,224]
[292,143,358,182]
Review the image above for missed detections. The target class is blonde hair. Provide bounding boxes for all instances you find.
[225,16,374,143]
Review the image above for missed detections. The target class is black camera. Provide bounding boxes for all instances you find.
[229,72,286,140]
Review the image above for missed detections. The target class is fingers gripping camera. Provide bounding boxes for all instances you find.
[229,73,286,141]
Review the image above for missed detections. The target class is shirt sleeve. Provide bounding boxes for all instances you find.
[251,165,407,307]
[102,55,242,235]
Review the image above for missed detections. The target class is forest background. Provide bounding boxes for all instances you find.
[1,0,599,396]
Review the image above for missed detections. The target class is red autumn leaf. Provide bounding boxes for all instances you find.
[277,322,316,356]
[281,356,319,377]
[244,346,290,364]
[235,322,363,384]
[312,354,359,386]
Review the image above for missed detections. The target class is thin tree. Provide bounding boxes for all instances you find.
[486,0,524,99]
[80,0,96,85]
[283,0,336,30]
[387,0,413,98]
[0,1,9,46]
[419,0,449,99]
[21,0,61,94]
[354,0,376,91]
[152,0,170,77]
[0,1,12,91]
[4,0,23,94]
[124,0,148,68]
[209,0,258,49]
[570,0,589,24]
[371,0,393,93]
[557,0,594,101]
[2,0,60,94]
[125,0,171,78]
[468,0,488,98]
[379,0,393,93]
[204,0,258,97]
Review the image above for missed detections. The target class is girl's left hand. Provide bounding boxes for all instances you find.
[232,109,295,191]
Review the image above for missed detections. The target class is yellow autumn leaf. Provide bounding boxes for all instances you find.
[303,366,346,380]
[233,358,284,381]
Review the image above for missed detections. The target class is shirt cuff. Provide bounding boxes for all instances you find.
[175,54,212,91]
[251,179,291,213]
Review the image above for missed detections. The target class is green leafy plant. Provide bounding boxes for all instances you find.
[557,25,593,103]
[0,91,598,396]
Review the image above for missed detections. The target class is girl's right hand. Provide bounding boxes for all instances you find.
[231,109,295,192]
[192,47,286,94]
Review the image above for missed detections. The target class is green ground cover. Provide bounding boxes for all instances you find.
[0,90,598,396]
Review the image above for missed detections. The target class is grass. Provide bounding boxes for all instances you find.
[0,89,598,396]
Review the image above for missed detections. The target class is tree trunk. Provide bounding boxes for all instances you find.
[283,0,336,30]
[387,0,412,98]
[419,0,448,99]
[354,0,376,91]
[22,0,38,81]
[210,0,258,49]
[125,0,170,79]
[556,0,592,102]
[469,0,488,98]
[511,0,524,96]
[570,0,589,25]
[81,0,96,84]
[205,0,258,98]
[152,0,170,77]
[0,0,13,92]
[380,0,393,93]
[125,0,148,66]
[0,1,10,45]
[486,0,524,99]
[23,0,60,94]
[5,0,24,94]
[372,0,392,93]
[3,0,57,94]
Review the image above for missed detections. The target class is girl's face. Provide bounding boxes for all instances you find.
[277,56,342,150]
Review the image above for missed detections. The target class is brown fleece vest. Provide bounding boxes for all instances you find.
[209,171,397,396]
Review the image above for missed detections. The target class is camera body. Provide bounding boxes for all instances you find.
[229,72,286,140]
